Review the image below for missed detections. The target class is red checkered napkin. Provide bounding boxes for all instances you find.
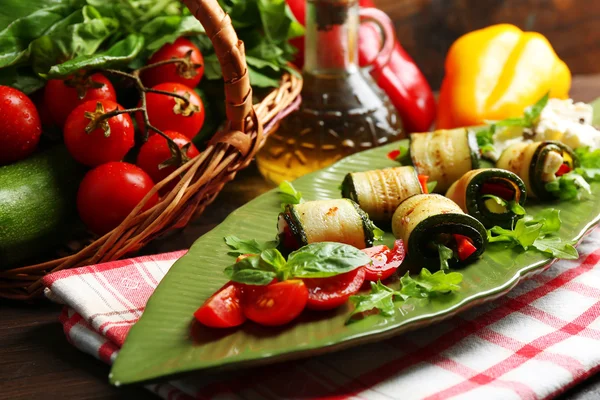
[43,231,600,400]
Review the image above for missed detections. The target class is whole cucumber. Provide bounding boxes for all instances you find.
[0,146,85,269]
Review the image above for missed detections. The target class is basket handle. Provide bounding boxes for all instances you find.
[182,0,253,132]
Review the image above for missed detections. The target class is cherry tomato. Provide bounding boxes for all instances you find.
[241,280,308,326]
[143,37,205,88]
[136,82,205,139]
[303,267,365,310]
[454,234,477,261]
[64,100,134,167]
[0,86,41,165]
[418,175,429,194]
[44,73,116,127]
[137,130,200,185]
[77,162,158,235]
[194,282,246,328]
[361,240,406,282]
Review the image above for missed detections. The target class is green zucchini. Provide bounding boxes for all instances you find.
[392,194,487,268]
[278,199,375,251]
[341,166,423,221]
[409,128,480,193]
[0,146,86,269]
[446,168,527,228]
[496,141,578,199]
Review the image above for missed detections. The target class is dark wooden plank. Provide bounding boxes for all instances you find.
[374,0,600,89]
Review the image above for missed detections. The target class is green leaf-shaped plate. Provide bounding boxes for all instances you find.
[110,140,600,385]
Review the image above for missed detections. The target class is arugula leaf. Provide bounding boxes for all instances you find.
[394,144,411,165]
[488,219,542,249]
[278,181,303,208]
[348,281,398,321]
[287,242,371,278]
[224,235,278,256]
[576,168,600,182]
[426,180,438,193]
[373,226,385,242]
[400,269,463,297]
[574,147,600,169]
[532,237,579,260]
[224,255,276,285]
[437,244,454,271]
[482,194,526,216]
[545,173,591,201]
[523,93,549,125]
[524,208,562,235]
[476,125,496,154]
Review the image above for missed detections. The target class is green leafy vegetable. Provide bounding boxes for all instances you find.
[426,180,438,193]
[545,173,591,201]
[575,147,600,169]
[475,125,496,154]
[532,237,579,260]
[278,181,303,209]
[523,208,562,235]
[224,242,370,285]
[372,226,385,242]
[224,235,278,256]
[437,244,454,271]
[400,269,463,298]
[393,144,411,165]
[348,281,398,319]
[482,194,526,215]
[488,219,543,249]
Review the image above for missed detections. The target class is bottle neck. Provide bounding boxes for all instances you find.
[304,0,359,76]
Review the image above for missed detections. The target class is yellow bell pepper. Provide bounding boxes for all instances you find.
[437,24,571,129]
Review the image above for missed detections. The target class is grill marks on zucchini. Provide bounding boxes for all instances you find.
[278,199,375,251]
[392,194,487,268]
[341,166,423,221]
[446,169,527,229]
[496,141,578,199]
[409,128,480,193]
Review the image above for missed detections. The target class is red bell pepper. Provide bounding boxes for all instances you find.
[285,0,436,133]
[453,234,477,261]
[418,175,429,194]
[556,163,571,177]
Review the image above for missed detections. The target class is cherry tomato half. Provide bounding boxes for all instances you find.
[77,162,158,235]
[143,37,205,88]
[64,100,135,167]
[241,280,308,326]
[137,130,200,186]
[194,282,246,328]
[303,267,366,310]
[44,73,116,127]
[0,86,41,165]
[136,82,205,139]
[361,240,406,282]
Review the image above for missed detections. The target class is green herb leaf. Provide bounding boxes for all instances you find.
[575,147,600,169]
[476,125,496,154]
[426,180,438,193]
[400,269,463,297]
[394,144,411,165]
[532,236,579,260]
[286,242,371,278]
[278,181,303,209]
[545,173,591,201]
[260,248,287,270]
[347,281,399,322]
[509,201,526,216]
[523,92,549,125]
[437,244,454,271]
[224,255,276,285]
[373,225,385,242]
[488,219,542,249]
[524,208,562,235]
[224,235,278,256]
[482,194,507,207]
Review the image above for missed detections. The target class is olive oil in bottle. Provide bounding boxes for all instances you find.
[256,0,403,185]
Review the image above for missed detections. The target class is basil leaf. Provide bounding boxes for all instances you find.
[287,242,371,278]
[532,236,579,260]
[278,181,303,209]
[347,281,399,322]
[260,248,287,272]
[224,235,278,256]
[223,255,276,285]
[437,244,454,271]
[47,33,144,77]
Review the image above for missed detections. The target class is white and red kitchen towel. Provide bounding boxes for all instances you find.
[43,230,600,400]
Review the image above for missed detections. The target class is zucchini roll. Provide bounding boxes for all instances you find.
[408,128,480,193]
[278,199,375,251]
[392,194,487,268]
[496,141,578,200]
[446,169,527,229]
[341,166,424,221]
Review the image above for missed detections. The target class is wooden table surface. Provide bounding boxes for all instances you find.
[2,76,600,400]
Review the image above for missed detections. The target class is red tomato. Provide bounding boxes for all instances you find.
[64,100,134,167]
[194,283,246,328]
[361,240,406,282]
[418,175,429,194]
[44,73,116,127]
[136,82,205,139]
[143,37,205,88]
[77,162,158,235]
[241,280,308,326]
[454,234,477,261]
[0,86,41,165]
[137,130,200,185]
[303,267,366,310]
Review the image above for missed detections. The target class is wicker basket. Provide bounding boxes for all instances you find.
[0,0,302,301]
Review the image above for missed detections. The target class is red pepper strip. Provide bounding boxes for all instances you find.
[387,149,401,161]
[453,234,477,261]
[285,0,436,133]
[418,175,429,194]
[556,163,571,177]
[480,183,515,201]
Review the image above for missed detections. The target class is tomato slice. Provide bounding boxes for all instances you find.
[241,280,308,326]
[303,267,366,310]
[556,163,571,177]
[361,240,406,282]
[454,234,477,261]
[418,175,429,194]
[481,182,514,201]
[194,283,246,328]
